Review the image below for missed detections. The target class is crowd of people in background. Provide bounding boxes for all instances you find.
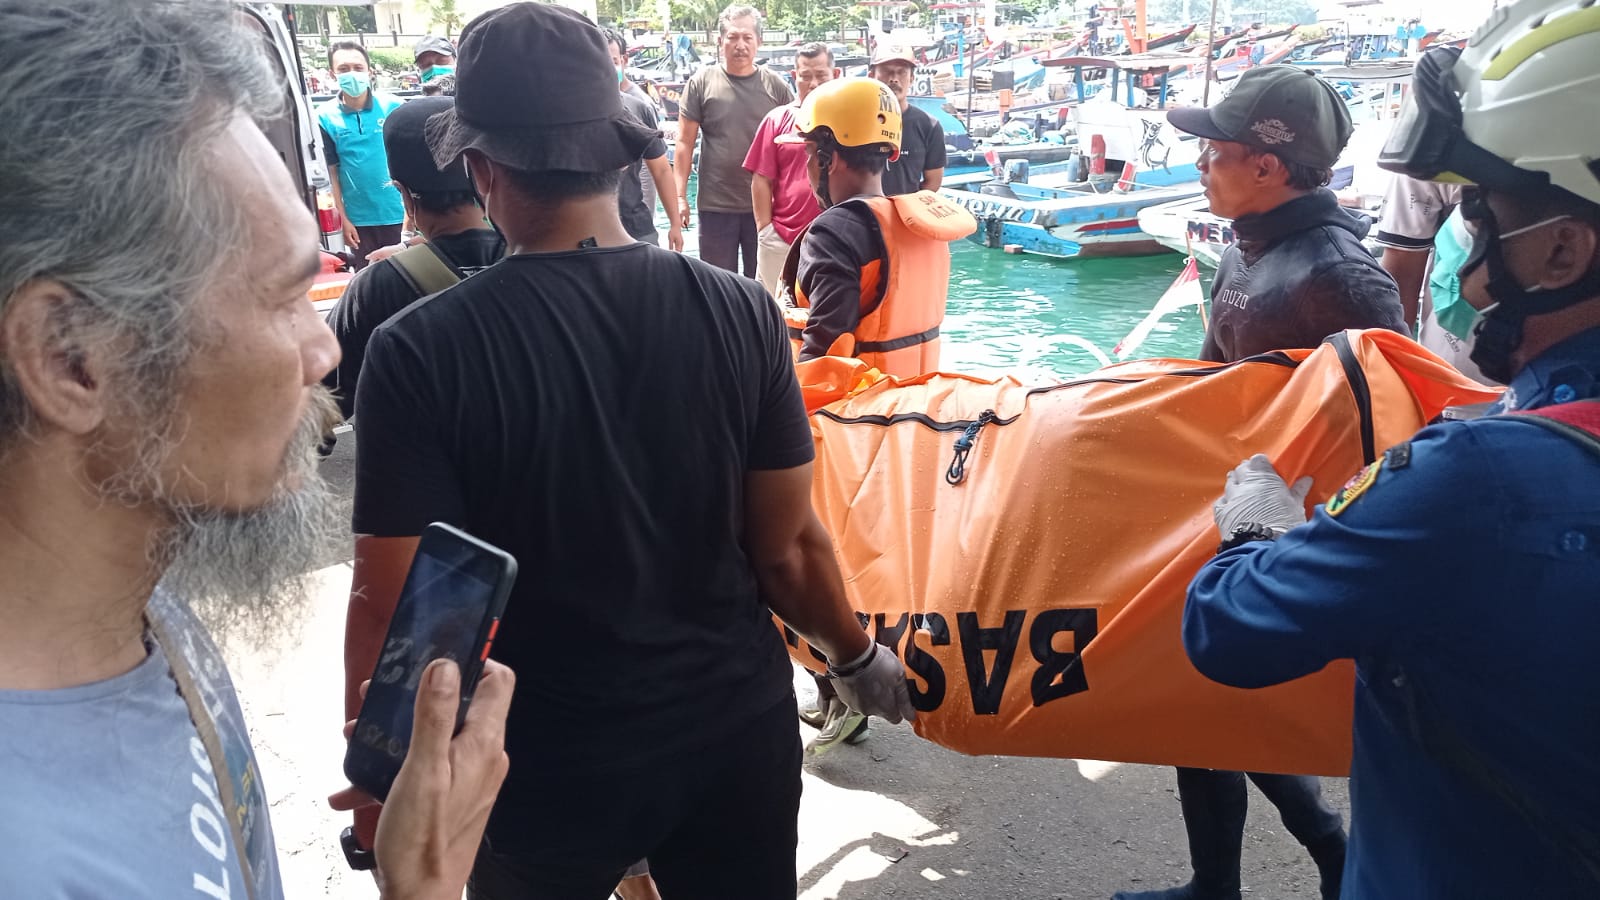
[6,0,1600,899]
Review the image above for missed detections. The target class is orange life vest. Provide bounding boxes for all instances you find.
[782,191,976,378]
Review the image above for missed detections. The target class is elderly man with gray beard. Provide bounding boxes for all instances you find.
[0,2,515,898]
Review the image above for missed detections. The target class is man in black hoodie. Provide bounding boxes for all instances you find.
[1113,67,1406,900]
[1177,66,1409,364]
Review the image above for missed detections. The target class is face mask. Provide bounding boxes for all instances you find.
[1460,187,1599,383]
[464,163,502,244]
[1428,211,1477,340]
[1457,211,1571,304]
[337,71,370,97]
[421,65,454,83]
[617,65,626,86]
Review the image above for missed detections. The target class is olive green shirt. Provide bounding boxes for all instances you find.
[680,65,793,214]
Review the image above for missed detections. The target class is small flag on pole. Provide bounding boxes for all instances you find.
[1113,256,1203,359]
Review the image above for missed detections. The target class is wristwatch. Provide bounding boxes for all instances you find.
[1217,522,1283,554]
[825,642,878,679]
[340,826,376,871]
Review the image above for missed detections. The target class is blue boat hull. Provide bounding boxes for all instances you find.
[944,169,1205,260]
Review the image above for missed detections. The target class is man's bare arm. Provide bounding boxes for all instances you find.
[743,464,871,664]
[1380,247,1430,331]
[751,172,776,231]
[645,154,683,251]
[674,117,700,229]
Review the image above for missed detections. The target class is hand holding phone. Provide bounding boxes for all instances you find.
[331,657,516,898]
[343,523,517,802]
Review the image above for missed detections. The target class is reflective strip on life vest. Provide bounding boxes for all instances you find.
[856,323,941,354]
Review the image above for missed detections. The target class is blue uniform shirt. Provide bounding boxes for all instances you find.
[318,91,406,228]
[1185,326,1600,899]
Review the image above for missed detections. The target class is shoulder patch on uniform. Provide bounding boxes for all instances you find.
[1326,460,1382,517]
[1384,441,1412,470]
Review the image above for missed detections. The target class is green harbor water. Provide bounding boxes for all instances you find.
[670,180,1206,380]
[941,241,1205,381]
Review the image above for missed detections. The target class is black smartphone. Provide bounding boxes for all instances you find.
[343,522,517,802]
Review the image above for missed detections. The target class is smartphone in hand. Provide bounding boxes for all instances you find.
[344,522,517,802]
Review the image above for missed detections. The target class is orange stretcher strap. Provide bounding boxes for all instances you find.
[309,277,350,304]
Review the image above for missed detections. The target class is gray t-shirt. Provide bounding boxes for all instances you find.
[680,65,793,214]
[619,89,669,241]
[0,591,284,899]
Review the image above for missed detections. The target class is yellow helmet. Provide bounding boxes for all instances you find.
[780,76,901,161]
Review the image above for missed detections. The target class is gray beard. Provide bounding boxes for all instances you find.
[152,387,344,649]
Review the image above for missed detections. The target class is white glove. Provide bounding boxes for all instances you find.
[1213,454,1314,539]
[828,643,917,724]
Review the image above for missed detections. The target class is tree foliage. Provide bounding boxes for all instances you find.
[420,0,466,36]
[291,5,328,36]
[336,5,376,33]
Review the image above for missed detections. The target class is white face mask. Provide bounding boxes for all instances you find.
[1497,214,1573,242]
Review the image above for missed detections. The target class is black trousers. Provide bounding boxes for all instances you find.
[349,222,403,271]
[1174,767,1344,893]
[467,696,801,900]
[696,210,758,278]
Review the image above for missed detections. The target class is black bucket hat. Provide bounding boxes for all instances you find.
[425,2,655,174]
[385,97,473,193]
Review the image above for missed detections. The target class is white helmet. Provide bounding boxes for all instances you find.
[1456,0,1600,206]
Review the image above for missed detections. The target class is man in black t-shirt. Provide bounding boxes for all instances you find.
[869,42,947,196]
[341,7,915,899]
[603,27,683,251]
[324,96,503,421]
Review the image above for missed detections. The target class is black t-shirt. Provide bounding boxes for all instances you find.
[796,200,886,360]
[882,104,948,197]
[351,244,812,835]
[618,91,669,240]
[324,228,504,420]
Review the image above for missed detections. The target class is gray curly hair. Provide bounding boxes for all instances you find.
[0,0,280,461]
[717,4,762,39]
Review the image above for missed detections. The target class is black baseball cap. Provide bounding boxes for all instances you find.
[384,97,471,194]
[425,2,655,174]
[1167,65,1353,168]
[414,34,456,61]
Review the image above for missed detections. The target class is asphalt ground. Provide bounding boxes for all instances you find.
[244,428,1348,899]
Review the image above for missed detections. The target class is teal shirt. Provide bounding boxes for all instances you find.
[318,91,406,227]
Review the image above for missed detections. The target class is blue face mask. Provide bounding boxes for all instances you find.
[421,65,454,83]
[337,71,370,97]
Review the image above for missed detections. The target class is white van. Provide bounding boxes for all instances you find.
[235,3,347,256]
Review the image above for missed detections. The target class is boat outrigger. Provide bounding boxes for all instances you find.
[940,54,1204,259]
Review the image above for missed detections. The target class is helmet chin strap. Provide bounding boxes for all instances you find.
[816,143,836,210]
[1463,192,1600,384]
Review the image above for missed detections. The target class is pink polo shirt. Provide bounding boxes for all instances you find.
[742,104,823,244]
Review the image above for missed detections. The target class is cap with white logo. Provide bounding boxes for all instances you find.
[1167,65,1353,168]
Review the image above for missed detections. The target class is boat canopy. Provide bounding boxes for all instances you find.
[1041,52,1192,108]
